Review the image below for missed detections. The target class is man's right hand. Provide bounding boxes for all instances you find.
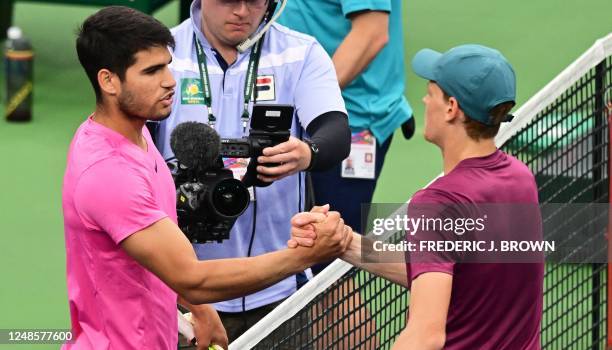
[288,205,332,248]
[289,206,353,264]
[293,208,352,264]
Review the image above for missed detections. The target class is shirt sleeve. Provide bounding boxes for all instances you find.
[294,41,347,130]
[340,0,392,17]
[74,157,169,244]
[406,189,457,287]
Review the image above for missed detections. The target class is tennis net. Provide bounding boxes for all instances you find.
[230,33,612,350]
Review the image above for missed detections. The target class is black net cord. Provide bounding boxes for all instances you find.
[593,59,606,350]
[604,56,612,350]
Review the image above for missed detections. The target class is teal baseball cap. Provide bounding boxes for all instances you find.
[412,44,516,125]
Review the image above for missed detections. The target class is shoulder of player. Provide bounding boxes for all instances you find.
[74,154,153,199]
[71,130,151,178]
[412,175,474,204]
[500,151,538,184]
[70,124,116,163]
[505,151,533,172]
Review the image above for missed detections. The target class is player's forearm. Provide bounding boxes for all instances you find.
[181,248,311,304]
[332,11,389,89]
[342,232,409,287]
[123,218,314,304]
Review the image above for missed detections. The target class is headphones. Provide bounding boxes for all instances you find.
[265,0,280,19]
[236,0,285,52]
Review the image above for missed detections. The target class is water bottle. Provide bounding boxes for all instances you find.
[4,26,33,122]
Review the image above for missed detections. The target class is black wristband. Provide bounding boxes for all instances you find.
[304,139,319,171]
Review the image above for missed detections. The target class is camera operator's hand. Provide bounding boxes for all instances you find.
[256,136,311,182]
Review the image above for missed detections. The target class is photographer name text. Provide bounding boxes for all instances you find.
[372,240,555,253]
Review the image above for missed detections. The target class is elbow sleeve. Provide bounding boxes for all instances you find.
[305,111,351,171]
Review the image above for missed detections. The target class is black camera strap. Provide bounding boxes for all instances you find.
[193,33,265,134]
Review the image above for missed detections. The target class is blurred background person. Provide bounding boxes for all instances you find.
[279,0,415,241]
[278,2,414,347]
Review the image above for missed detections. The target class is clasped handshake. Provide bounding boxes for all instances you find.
[287,204,355,261]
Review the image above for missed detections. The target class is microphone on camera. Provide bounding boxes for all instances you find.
[170,122,221,171]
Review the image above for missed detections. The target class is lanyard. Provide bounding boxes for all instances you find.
[193,33,265,132]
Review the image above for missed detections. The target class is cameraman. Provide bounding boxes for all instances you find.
[155,0,351,340]
[63,7,352,349]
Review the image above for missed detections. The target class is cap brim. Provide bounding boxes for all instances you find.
[412,48,442,81]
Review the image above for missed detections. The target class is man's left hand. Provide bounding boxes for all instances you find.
[190,304,228,350]
[256,136,311,182]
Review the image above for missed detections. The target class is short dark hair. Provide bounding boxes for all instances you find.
[442,90,514,141]
[76,6,175,101]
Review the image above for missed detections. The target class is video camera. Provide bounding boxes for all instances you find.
[220,104,294,187]
[170,104,294,243]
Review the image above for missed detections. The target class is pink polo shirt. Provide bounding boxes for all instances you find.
[62,116,178,349]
